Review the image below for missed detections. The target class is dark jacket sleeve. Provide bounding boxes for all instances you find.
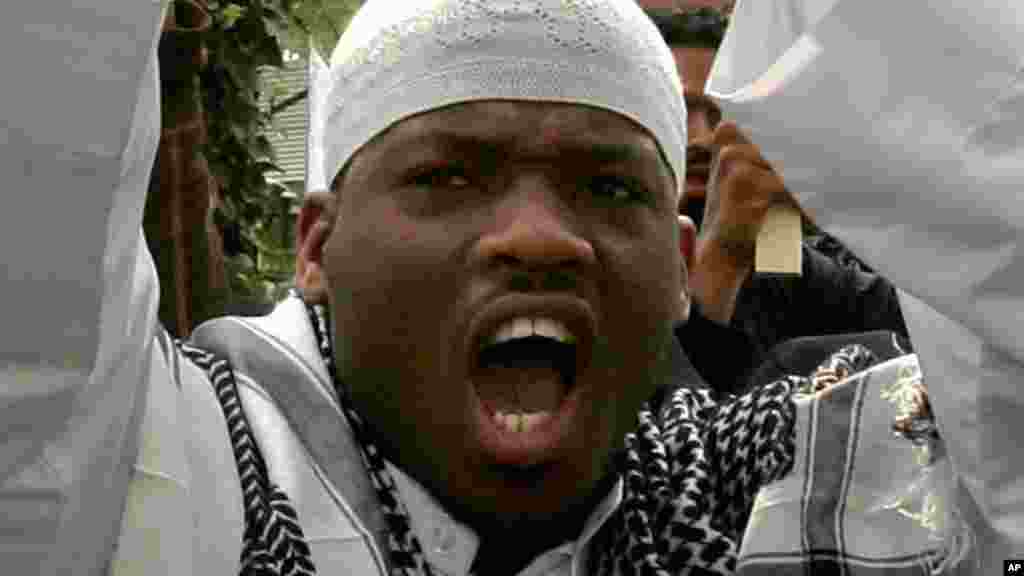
[731,243,910,358]
[674,301,760,398]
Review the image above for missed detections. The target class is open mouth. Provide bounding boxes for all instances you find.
[686,145,713,199]
[686,165,710,193]
[468,304,594,467]
[477,319,577,431]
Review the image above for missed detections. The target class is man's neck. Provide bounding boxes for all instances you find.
[469,520,574,576]
[466,472,619,576]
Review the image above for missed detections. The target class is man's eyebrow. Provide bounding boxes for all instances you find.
[387,129,659,165]
[572,141,654,164]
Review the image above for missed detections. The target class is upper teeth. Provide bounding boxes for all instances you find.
[487,317,576,346]
[493,410,553,433]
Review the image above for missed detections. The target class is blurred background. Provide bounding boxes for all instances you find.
[148,0,363,335]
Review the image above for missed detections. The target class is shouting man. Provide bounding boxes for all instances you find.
[642,4,912,394]
[0,0,990,575]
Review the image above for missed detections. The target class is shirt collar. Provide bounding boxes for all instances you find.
[386,461,623,576]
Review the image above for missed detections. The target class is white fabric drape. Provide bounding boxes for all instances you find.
[708,0,1024,570]
[0,2,169,574]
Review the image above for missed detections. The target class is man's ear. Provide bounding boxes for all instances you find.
[677,214,698,321]
[295,190,337,305]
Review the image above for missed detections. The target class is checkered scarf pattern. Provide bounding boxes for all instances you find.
[301,295,808,575]
[181,292,892,575]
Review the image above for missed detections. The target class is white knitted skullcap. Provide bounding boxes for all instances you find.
[321,0,687,199]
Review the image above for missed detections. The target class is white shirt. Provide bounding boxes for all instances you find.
[387,463,623,576]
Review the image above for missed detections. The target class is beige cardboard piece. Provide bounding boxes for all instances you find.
[755,204,802,275]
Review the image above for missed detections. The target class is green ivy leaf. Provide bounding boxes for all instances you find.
[221,3,246,29]
[229,122,249,144]
[197,0,362,309]
[253,134,276,160]
[255,160,286,174]
[257,35,285,68]
[290,0,362,61]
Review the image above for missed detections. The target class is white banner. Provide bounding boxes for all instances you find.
[0,1,167,574]
[708,0,1024,569]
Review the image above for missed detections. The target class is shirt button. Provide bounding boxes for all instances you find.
[432,522,456,555]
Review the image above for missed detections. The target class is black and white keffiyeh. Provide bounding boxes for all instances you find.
[300,296,806,576]
[177,342,318,576]
[181,293,885,575]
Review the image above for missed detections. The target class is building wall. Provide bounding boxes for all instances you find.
[261,57,308,192]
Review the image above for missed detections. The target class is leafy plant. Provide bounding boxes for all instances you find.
[289,0,361,61]
[197,0,359,306]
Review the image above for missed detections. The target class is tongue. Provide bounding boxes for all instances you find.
[475,365,566,413]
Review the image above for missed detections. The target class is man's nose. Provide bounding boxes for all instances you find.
[473,180,596,276]
[688,109,715,145]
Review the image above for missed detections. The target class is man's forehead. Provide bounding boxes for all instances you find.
[375,100,663,156]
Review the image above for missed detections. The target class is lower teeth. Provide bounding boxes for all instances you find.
[493,410,552,433]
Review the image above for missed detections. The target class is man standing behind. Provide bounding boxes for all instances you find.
[643,3,911,394]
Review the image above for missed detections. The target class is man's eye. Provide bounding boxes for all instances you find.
[587,175,647,204]
[410,165,471,189]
